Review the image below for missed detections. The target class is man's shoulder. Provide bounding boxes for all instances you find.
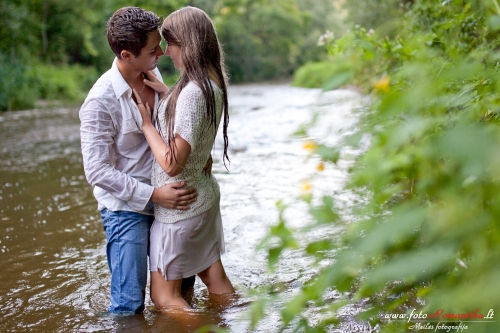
[81,70,119,110]
[87,70,114,99]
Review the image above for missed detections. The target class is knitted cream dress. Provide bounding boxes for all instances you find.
[149,81,225,280]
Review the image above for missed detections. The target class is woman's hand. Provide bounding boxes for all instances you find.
[133,88,153,130]
[143,70,169,98]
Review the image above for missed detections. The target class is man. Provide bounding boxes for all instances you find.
[79,7,196,314]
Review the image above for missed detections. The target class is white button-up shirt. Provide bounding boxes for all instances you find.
[79,59,161,214]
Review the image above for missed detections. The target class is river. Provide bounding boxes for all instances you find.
[0,83,364,332]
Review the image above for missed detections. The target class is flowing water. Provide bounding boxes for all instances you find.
[0,83,364,332]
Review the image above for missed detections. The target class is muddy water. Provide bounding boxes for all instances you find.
[0,83,363,332]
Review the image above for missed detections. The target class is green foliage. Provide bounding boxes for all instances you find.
[215,0,308,82]
[0,54,98,110]
[1,0,340,110]
[342,0,404,31]
[30,64,98,102]
[257,0,500,332]
[0,53,37,111]
[292,62,346,89]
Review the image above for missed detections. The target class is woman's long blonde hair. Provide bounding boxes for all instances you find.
[160,6,229,168]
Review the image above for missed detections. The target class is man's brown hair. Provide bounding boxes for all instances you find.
[107,7,161,58]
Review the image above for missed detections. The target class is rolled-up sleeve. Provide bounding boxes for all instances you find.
[79,99,153,211]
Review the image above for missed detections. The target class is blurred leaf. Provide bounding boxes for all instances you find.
[248,298,268,330]
[362,244,456,291]
[488,15,500,30]
[344,132,364,147]
[315,144,340,163]
[306,239,334,255]
[322,67,354,91]
[436,124,496,178]
[309,196,339,225]
[355,204,424,257]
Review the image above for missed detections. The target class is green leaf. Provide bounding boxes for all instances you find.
[487,15,500,30]
[309,196,339,225]
[248,298,268,330]
[322,67,354,91]
[306,239,334,256]
[315,144,340,163]
[362,244,456,291]
[355,204,425,257]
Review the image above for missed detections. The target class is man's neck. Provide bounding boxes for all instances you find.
[116,58,143,87]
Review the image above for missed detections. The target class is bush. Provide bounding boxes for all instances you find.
[30,64,98,103]
[0,53,38,111]
[292,61,343,88]
[255,1,500,332]
[0,61,99,111]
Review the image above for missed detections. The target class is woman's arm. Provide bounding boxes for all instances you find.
[133,89,191,177]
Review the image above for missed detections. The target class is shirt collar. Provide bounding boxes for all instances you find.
[110,58,132,100]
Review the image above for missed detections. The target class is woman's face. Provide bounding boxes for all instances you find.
[165,43,183,70]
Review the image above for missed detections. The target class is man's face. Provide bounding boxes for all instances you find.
[132,30,164,71]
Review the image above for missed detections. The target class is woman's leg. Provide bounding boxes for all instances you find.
[150,270,190,309]
[197,259,235,294]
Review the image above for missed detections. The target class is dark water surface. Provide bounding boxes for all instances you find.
[0,83,363,332]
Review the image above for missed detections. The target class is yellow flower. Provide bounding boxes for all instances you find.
[303,140,317,151]
[373,75,391,93]
[301,181,312,193]
[300,180,313,202]
[317,162,325,172]
[220,7,230,15]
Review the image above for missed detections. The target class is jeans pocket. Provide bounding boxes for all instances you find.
[101,208,110,231]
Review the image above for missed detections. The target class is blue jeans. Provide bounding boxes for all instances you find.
[101,209,154,314]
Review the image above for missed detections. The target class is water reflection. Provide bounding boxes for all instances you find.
[0,83,363,332]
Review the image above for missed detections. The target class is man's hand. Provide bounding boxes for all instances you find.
[150,181,197,210]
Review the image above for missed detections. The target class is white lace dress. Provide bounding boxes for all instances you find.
[149,81,226,280]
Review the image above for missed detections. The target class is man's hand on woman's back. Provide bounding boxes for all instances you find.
[150,182,197,210]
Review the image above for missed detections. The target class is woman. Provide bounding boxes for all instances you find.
[133,6,234,309]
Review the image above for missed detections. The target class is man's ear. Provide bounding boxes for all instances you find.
[120,50,134,60]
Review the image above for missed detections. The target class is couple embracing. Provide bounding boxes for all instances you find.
[79,6,234,314]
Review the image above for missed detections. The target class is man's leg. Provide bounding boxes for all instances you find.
[101,209,154,314]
